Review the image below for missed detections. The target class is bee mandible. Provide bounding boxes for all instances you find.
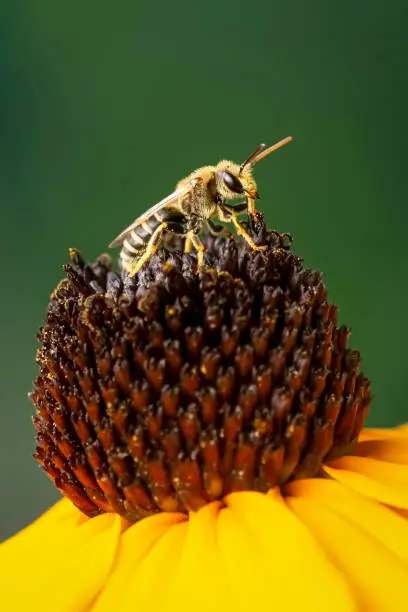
[109,136,292,276]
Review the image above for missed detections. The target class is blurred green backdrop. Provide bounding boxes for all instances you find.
[1,0,407,540]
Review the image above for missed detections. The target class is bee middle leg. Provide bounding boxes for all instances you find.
[179,229,205,269]
[164,213,205,271]
[184,235,193,253]
[154,213,205,271]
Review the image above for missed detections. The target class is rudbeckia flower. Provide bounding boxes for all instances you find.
[1,216,407,611]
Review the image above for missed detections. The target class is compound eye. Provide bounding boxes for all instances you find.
[220,171,244,194]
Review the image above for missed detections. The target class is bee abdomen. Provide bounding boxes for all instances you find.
[121,237,144,259]
[122,213,163,255]
[120,207,189,271]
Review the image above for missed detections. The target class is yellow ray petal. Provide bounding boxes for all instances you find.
[163,502,230,612]
[286,495,408,611]
[354,437,408,463]
[355,421,408,464]
[93,512,187,612]
[0,501,121,612]
[324,456,408,509]
[0,498,80,550]
[359,423,408,441]
[215,491,355,611]
[0,499,84,575]
[285,478,408,562]
[117,521,188,611]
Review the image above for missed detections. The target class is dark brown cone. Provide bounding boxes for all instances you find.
[31,214,371,521]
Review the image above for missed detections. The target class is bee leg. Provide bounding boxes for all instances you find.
[127,222,168,277]
[220,204,266,251]
[247,197,256,215]
[223,201,248,216]
[184,235,193,253]
[230,214,267,252]
[190,233,205,270]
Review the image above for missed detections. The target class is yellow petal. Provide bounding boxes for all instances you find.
[285,478,408,562]
[164,502,230,611]
[115,520,188,611]
[359,423,408,441]
[0,498,80,569]
[355,422,408,463]
[2,497,83,544]
[215,491,355,611]
[354,437,408,463]
[324,456,408,509]
[0,499,121,612]
[286,494,408,611]
[93,512,187,612]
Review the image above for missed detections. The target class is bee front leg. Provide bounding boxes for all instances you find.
[231,215,267,251]
[247,197,257,215]
[223,201,249,216]
[220,204,267,252]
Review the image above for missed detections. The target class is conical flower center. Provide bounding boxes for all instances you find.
[31,216,371,521]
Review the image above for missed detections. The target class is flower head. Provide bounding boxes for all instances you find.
[31,215,371,520]
[2,214,408,611]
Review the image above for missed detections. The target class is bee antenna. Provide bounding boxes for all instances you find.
[246,136,293,168]
[239,144,267,175]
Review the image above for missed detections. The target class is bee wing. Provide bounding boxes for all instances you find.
[109,184,192,248]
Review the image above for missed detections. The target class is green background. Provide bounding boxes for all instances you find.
[1,1,407,540]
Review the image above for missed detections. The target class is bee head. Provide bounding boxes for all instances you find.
[215,162,259,201]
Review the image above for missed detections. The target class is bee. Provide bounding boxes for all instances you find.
[109,136,292,276]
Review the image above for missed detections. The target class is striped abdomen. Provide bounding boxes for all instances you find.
[120,207,188,270]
